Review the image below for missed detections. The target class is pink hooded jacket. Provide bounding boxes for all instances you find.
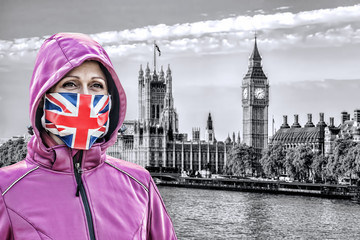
[0,33,177,240]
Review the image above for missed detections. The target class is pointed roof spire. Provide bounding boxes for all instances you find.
[225,133,231,144]
[206,112,213,130]
[250,33,262,61]
[145,62,150,74]
[139,64,143,75]
[160,65,164,76]
[244,34,267,79]
[159,65,165,82]
[167,64,171,75]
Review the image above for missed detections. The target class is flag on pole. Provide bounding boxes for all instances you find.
[155,43,161,56]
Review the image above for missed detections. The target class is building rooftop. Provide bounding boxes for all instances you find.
[272,126,322,143]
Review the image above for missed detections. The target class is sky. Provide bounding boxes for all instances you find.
[1,0,360,141]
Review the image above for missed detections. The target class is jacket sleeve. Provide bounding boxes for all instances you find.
[146,178,177,240]
[0,193,13,240]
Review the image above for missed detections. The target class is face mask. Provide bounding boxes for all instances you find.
[42,92,111,150]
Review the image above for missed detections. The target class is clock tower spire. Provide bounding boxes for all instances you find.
[242,36,269,156]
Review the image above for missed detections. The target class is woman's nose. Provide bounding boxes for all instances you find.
[80,84,90,95]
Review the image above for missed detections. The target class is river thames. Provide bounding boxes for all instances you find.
[159,186,360,239]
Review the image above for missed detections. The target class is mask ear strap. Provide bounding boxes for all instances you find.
[101,94,112,138]
[41,97,47,131]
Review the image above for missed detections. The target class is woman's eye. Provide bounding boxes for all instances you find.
[62,81,77,88]
[91,83,104,89]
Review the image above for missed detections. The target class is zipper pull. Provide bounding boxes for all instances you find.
[76,184,81,197]
[75,162,83,197]
[75,162,81,173]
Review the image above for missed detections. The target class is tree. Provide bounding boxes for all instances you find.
[326,154,341,182]
[311,153,327,183]
[343,143,360,184]
[260,143,286,178]
[224,143,257,177]
[0,138,27,167]
[327,138,357,182]
[354,144,360,177]
[293,144,314,182]
[285,148,296,179]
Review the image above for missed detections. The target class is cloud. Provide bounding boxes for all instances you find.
[254,9,266,14]
[275,6,291,11]
[1,4,360,59]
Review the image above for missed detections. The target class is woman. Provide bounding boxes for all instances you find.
[0,33,177,239]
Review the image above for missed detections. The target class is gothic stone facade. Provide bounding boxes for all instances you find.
[107,64,236,174]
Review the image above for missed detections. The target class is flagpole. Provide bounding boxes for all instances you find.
[154,40,156,73]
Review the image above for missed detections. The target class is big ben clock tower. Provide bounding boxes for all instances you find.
[242,36,269,155]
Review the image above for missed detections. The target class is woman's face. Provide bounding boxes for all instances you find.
[50,61,108,95]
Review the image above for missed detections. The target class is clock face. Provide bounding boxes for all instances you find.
[243,88,248,99]
[254,88,265,99]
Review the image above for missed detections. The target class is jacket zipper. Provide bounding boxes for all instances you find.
[74,151,96,240]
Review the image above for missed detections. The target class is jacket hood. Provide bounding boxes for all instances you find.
[29,33,127,151]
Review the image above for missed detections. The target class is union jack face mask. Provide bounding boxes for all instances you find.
[41,92,111,150]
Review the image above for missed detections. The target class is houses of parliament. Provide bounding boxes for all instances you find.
[107,38,269,174]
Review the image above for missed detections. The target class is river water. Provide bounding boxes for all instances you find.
[158,186,360,240]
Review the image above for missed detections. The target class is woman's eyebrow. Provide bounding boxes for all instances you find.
[63,75,80,79]
[92,77,106,80]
